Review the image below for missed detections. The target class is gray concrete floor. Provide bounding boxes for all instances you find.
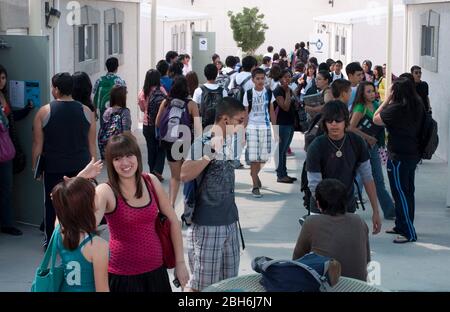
[1,130,450,292]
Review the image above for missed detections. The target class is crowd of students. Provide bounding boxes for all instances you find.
[0,42,433,292]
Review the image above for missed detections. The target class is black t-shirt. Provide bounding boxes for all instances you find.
[306,132,370,210]
[416,81,430,112]
[273,86,295,126]
[380,102,424,160]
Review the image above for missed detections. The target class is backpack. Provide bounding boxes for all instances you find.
[159,98,191,143]
[147,89,166,126]
[297,48,310,64]
[419,111,439,160]
[182,164,208,226]
[229,75,252,103]
[94,75,117,119]
[252,252,341,292]
[98,109,124,159]
[215,70,236,91]
[200,85,224,129]
[246,88,272,114]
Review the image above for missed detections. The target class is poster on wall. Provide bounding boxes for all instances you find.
[309,33,329,64]
[9,80,41,109]
[199,37,208,51]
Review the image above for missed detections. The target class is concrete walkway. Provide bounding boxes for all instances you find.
[1,131,449,291]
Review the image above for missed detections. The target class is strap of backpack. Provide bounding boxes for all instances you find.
[237,220,245,250]
[247,89,253,113]
[260,258,332,292]
[240,75,252,88]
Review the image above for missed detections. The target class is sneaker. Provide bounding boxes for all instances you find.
[252,187,262,198]
[1,226,23,236]
[287,176,298,182]
[287,148,295,157]
[277,176,294,184]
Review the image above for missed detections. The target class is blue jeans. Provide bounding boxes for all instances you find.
[369,145,395,218]
[276,125,294,178]
[0,160,13,227]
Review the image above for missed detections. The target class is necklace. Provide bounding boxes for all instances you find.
[327,134,346,158]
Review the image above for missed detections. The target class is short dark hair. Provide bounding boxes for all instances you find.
[252,67,266,79]
[267,46,274,53]
[410,65,421,74]
[345,62,363,76]
[309,57,318,66]
[169,75,189,100]
[143,69,161,98]
[106,57,119,73]
[178,54,186,62]
[242,55,257,72]
[295,43,301,50]
[300,42,306,48]
[212,53,220,63]
[272,53,280,62]
[72,72,93,111]
[318,70,332,84]
[279,48,287,58]
[225,55,238,68]
[335,60,343,66]
[295,62,305,71]
[165,51,179,63]
[110,85,127,108]
[156,60,169,76]
[204,63,218,81]
[262,56,271,65]
[215,97,245,122]
[319,62,329,72]
[316,179,347,216]
[399,72,414,82]
[52,72,73,96]
[320,100,350,133]
[331,79,351,98]
[326,58,335,67]
[169,61,183,77]
[269,65,282,81]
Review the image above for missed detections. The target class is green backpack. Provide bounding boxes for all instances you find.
[94,75,117,119]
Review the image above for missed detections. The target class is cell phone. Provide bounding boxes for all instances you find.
[173,278,181,288]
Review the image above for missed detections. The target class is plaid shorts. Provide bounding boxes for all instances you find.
[187,222,240,291]
[245,126,272,163]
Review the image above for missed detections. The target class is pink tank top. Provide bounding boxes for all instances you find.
[105,174,163,275]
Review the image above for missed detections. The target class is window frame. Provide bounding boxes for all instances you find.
[104,8,125,65]
[74,5,100,75]
[420,10,440,73]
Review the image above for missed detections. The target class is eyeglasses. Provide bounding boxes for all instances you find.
[325,118,345,123]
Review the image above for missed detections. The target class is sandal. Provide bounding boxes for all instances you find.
[393,235,411,244]
[385,228,398,234]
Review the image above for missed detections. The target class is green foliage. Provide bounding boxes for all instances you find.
[227,7,268,55]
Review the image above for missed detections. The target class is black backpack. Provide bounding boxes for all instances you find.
[200,85,224,128]
[147,89,166,126]
[246,88,272,114]
[229,75,252,103]
[419,111,438,160]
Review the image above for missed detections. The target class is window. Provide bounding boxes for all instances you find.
[172,25,179,52]
[341,37,346,56]
[104,8,125,62]
[420,10,440,72]
[335,35,339,52]
[180,24,186,52]
[74,5,100,74]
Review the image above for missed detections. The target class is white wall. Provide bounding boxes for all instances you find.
[55,0,140,130]
[406,2,450,161]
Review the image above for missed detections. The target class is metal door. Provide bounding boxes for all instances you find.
[191,32,216,84]
[0,35,50,226]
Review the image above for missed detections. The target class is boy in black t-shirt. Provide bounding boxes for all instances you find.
[306,100,382,234]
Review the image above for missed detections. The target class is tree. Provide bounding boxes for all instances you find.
[227,7,268,55]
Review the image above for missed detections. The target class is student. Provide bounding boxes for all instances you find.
[212,53,221,65]
[185,71,199,99]
[180,97,246,291]
[228,55,257,94]
[264,46,274,60]
[138,69,167,182]
[32,73,96,248]
[349,81,395,220]
[345,62,364,111]
[273,69,297,184]
[180,54,192,76]
[93,57,126,125]
[72,72,95,112]
[296,42,310,64]
[331,60,345,81]
[306,100,382,234]
[362,60,374,82]
[193,64,228,129]
[293,179,371,281]
[260,56,272,75]
[165,51,179,65]
[374,78,425,243]
[267,65,282,91]
[217,56,238,92]
[331,79,352,103]
[290,43,301,70]
[411,65,431,113]
[243,68,276,197]
[51,177,109,292]
[298,63,317,101]
[326,58,336,73]
[278,48,290,69]
[373,65,385,101]
[98,85,131,160]
[304,70,332,118]
[169,61,184,79]
[157,60,172,93]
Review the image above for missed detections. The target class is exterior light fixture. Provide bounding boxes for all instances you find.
[45,2,61,28]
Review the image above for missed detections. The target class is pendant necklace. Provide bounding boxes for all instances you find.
[327,134,346,158]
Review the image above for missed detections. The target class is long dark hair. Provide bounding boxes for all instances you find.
[0,65,7,95]
[374,65,384,80]
[352,81,376,113]
[72,72,94,111]
[169,75,189,102]
[186,71,199,98]
[143,69,161,99]
[391,77,423,113]
[105,133,144,199]
[52,177,97,250]
[110,85,127,108]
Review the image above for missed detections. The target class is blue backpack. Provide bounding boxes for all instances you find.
[98,109,124,159]
[252,253,341,292]
[159,99,191,143]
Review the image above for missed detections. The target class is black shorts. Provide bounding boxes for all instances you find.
[161,141,186,162]
[109,266,172,292]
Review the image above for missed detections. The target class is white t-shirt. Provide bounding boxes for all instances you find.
[264,52,274,60]
[331,71,345,81]
[243,88,275,127]
[229,72,254,92]
[193,83,229,105]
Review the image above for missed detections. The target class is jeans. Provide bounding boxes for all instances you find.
[276,125,294,178]
[0,160,13,227]
[369,145,395,218]
[143,125,166,175]
[386,158,419,241]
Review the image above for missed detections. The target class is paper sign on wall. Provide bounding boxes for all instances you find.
[9,80,41,109]
[199,37,208,51]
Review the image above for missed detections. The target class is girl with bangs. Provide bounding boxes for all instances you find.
[51,177,109,292]
[83,133,189,292]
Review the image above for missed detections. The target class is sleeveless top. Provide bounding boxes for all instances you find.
[43,100,91,173]
[105,174,163,275]
[56,229,96,292]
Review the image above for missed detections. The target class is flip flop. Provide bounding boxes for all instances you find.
[393,235,411,244]
[385,228,398,234]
